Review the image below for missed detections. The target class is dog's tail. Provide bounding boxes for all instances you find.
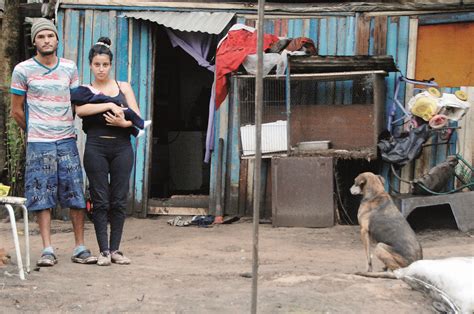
[354,271,397,279]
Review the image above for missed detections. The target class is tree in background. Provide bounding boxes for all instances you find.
[1,0,26,196]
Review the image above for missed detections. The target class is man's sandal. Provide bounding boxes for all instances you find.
[36,252,58,267]
[71,249,98,264]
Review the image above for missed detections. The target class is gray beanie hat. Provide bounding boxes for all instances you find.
[31,18,58,44]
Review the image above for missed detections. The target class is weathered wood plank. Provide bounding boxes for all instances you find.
[126,20,141,215]
[458,87,474,167]
[82,10,94,84]
[108,10,117,77]
[99,10,109,39]
[399,17,419,194]
[274,19,281,37]
[208,100,221,214]
[419,12,474,25]
[356,13,370,55]
[264,19,274,35]
[133,22,151,216]
[385,17,399,193]
[76,11,85,76]
[218,100,229,215]
[396,16,410,96]
[116,15,129,81]
[148,207,208,216]
[316,18,328,105]
[142,28,155,217]
[239,159,248,216]
[414,136,433,183]
[368,17,375,55]
[259,159,268,219]
[309,18,318,43]
[373,16,387,55]
[264,159,272,219]
[343,16,356,104]
[92,8,102,44]
[335,17,346,105]
[303,18,310,38]
[281,18,288,37]
[404,17,418,106]
[328,16,337,56]
[57,10,65,58]
[226,78,241,216]
[288,55,397,73]
[64,9,79,63]
[345,16,355,56]
[246,159,254,216]
[318,17,328,55]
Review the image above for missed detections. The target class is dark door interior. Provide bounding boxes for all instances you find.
[149,26,214,199]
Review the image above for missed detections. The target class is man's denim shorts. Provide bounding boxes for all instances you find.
[25,138,86,211]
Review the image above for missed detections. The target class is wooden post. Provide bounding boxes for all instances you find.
[251,0,265,313]
[214,138,224,223]
[400,17,419,193]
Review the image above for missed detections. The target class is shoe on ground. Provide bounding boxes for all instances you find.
[111,251,131,265]
[71,248,98,264]
[97,251,111,266]
[36,252,58,267]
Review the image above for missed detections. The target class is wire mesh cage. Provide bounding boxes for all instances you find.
[290,74,374,107]
[235,75,288,156]
[233,71,385,156]
[237,76,287,125]
[288,73,379,150]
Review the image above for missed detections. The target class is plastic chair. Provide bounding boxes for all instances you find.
[1,196,30,280]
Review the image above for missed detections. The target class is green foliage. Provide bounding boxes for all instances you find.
[4,95,25,196]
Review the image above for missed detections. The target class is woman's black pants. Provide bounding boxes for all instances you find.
[84,137,133,253]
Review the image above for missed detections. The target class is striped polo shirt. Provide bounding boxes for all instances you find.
[10,57,79,142]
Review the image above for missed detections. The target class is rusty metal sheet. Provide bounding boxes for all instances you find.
[272,157,334,228]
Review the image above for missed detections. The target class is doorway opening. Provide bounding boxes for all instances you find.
[149,26,215,202]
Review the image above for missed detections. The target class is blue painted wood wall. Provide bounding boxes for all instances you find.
[217,13,470,215]
[220,14,409,213]
[57,4,472,216]
[57,8,153,216]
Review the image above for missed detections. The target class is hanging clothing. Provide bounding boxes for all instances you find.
[166,29,216,162]
[166,29,215,72]
[215,27,279,109]
[378,124,431,166]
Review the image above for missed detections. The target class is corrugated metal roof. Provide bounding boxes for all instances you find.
[60,0,474,13]
[121,11,234,34]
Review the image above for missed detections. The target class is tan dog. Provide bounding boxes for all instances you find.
[350,172,423,274]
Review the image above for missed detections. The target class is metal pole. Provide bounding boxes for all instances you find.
[252,0,265,313]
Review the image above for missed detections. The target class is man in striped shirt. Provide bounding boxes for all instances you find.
[10,18,97,267]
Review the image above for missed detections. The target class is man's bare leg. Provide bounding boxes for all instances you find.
[36,209,52,249]
[70,209,85,247]
[69,209,97,264]
[36,209,58,266]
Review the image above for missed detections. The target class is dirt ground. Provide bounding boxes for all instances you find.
[0,215,473,313]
